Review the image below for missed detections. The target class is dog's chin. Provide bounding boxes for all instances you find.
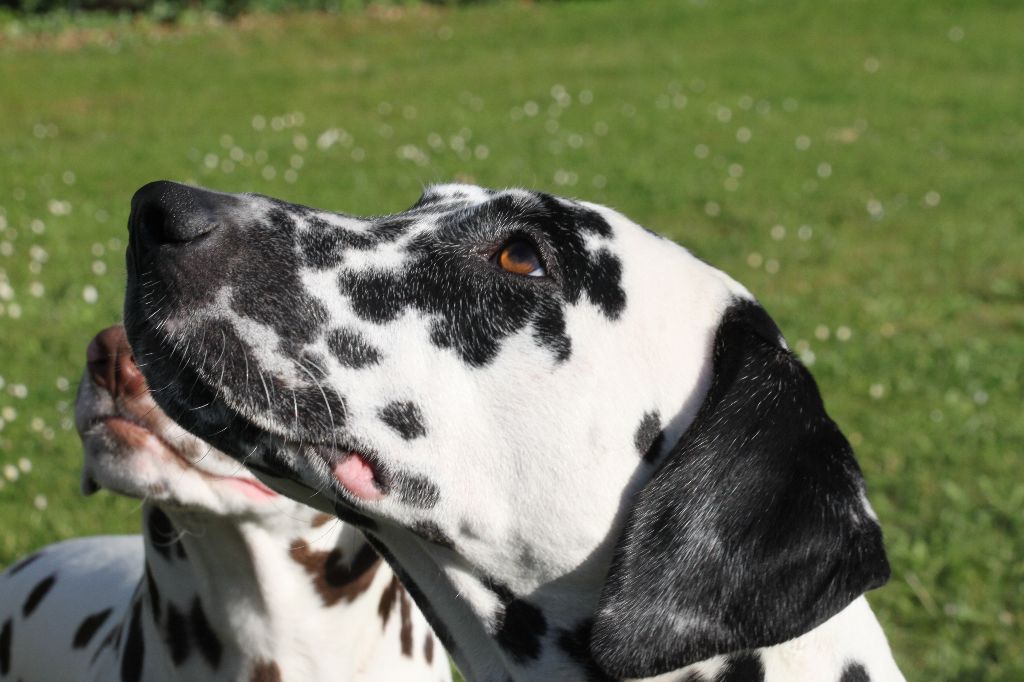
[79,432,171,501]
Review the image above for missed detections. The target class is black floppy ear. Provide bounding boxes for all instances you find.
[590,299,890,678]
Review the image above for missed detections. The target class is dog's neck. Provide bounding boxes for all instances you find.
[367,524,608,681]
[98,503,403,681]
[369,530,898,682]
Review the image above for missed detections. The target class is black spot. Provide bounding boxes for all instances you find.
[327,328,381,368]
[72,608,113,649]
[485,578,547,664]
[121,601,145,682]
[298,215,413,269]
[556,619,614,682]
[391,470,440,509]
[145,563,162,621]
[679,672,706,682]
[495,598,548,663]
[5,553,42,577]
[379,401,427,440]
[22,573,56,617]
[714,652,764,682]
[634,411,665,463]
[190,598,222,669]
[0,619,11,676]
[147,508,177,561]
[582,248,626,319]
[840,661,871,682]
[165,603,190,665]
[411,521,455,549]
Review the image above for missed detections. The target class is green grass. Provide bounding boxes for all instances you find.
[1,1,1021,679]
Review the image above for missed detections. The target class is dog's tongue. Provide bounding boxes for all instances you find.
[333,452,383,501]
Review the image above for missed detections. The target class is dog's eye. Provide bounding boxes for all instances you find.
[493,239,546,277]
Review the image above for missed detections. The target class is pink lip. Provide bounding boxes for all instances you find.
[99,415,278,500]
[332,451,384,501]
[221,477,279,500]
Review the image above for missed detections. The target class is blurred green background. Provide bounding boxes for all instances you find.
[1,1,1021,679]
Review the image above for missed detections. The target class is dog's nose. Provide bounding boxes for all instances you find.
[87,325,147,398]
[129,180,228,246]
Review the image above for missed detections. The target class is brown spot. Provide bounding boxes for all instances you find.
[311,513,334,528]
[288,541,382,607]
[250,660,282,682]
[399,585,413,657]
[378,575,401,628]
[424,632,434,664]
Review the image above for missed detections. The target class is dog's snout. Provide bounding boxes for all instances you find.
[87,325,147,398]
[129,180,226,246]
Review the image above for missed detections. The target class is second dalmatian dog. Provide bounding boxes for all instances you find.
[123,181,907,681]
[0,326,450,682]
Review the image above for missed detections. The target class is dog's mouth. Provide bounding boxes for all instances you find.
[86,408,280,502]
[123,328,389,518]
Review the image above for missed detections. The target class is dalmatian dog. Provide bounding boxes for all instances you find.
[0,325,451,682]
[121,180,906,682]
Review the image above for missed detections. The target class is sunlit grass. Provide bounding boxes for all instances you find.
[1,2,1021,679]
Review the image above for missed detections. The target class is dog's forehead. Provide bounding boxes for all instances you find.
[411,182,499,209]
[265,183,600,241]
[405,184,602,233]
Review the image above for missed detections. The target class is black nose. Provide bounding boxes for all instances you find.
[129,180,234,246]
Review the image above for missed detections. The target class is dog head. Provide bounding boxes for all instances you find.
[123,181,888,677]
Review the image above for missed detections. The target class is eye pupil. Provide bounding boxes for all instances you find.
[497,240,544,277]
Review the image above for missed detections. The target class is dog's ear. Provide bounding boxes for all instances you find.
[590,300,890,678]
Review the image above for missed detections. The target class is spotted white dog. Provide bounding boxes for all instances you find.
[122,181,905,682]
[0,326,450,682]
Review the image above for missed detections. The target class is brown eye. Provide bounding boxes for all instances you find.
[494,239,546,277]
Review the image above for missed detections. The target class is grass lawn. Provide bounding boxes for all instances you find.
[1,1,1021,679]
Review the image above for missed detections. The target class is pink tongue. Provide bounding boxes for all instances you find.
[333,452,384,501]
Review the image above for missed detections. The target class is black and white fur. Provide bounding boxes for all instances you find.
[121,180,905,682]
[0,326,450,682]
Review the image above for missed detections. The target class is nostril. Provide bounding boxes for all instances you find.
[139,202,171,244]
[87,335,116,393]
[86,336,106,367]
[118,350,147,397]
